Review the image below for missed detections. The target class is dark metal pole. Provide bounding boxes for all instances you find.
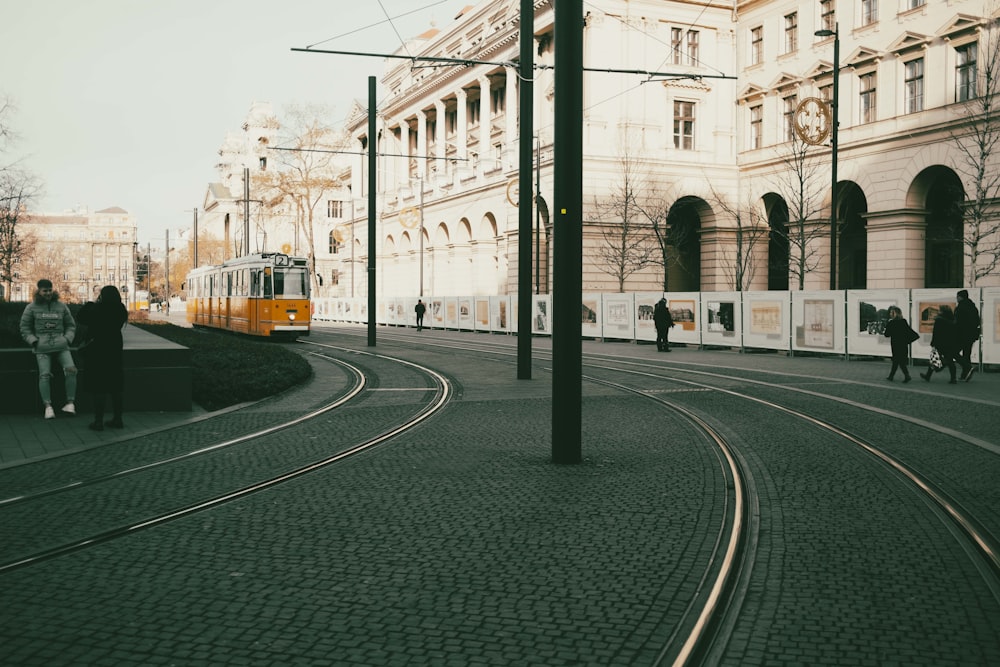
[367,75,377,347]
[517,0,534,380]
[535,134,541,295]
[829,24,839,290]
[192,208,199,269]
[419,178,425,297]
[165,229,170,315]
[551,0,583,464]
[244,167,250,257]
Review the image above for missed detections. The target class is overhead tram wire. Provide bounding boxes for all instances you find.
[290,47,735,81]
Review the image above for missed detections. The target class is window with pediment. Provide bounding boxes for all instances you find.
[956,42,978,102]
[904,58,924,113]
[859,71,877,123]
[784,13,798,54]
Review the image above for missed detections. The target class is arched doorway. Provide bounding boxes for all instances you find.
[837,182,868,289]
[664,196,703,292]
[913,167,964,288]
[763,193,789,291]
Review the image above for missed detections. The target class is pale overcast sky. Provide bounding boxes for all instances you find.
[0,0,473,244]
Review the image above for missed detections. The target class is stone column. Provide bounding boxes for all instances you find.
[434,100,446,174]
[398,119,410,184]
[505,67,518,170]
[416,111,428,180]
[479,76,491,172]
[865,209,927,288]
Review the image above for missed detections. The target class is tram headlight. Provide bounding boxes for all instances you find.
[288,312,296,321]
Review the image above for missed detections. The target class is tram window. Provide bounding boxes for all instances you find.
[273,267,308,298]
[250,270,260,297]
[263,268,273,298]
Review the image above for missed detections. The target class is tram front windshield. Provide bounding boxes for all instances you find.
[272,267,309,298]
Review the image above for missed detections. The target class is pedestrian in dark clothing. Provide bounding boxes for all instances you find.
[19,278,78,419]
[77,285,129,430]
[883,306,915,382]
[955,289,981,382]
[921,304,960,384]
[415,299,426,331]
[653,298,674,352]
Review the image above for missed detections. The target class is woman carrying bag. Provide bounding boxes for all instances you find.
[883,306,918,382]
[921,304,960,384]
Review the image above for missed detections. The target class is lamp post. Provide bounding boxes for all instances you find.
[815,23,839,290]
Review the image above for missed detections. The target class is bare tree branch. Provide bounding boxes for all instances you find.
[952,21,1000,285]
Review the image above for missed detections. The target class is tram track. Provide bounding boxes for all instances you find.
[0,345,452,574]
[325,326,1000,664]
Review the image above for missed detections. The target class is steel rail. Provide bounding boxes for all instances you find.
[0,354,366,507]
[0,348,451,575]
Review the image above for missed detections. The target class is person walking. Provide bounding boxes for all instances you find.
[955,289,981,382]
[415,299,426,331]
[883,306,916,383]
[653,298,674,352]
[77,285,129,430]
[921,304,960,384]
[19,278,78,419]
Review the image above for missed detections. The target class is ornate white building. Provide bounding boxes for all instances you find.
[201,0,1000,299]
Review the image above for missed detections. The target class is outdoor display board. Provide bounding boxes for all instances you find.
[315,288,996,368]
[601,293,635,341]
[474,297,491,332]
[791,290,846,355]
[983,287,1000,364]
[910,288,972,363]
[701,292,741,348]
[667,292,700,345]
[581,293,602,339]
[633,292,663,344]
[844,290,909,358]
[741,291,791,351]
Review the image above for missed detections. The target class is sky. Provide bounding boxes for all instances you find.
[0,0,474,245]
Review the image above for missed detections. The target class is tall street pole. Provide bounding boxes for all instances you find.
[517,0,534,380]
[551,0,583,464]
[419,177,425,297]
[816,24,840,290]
[367,75,377,347]
[192,208,199,269]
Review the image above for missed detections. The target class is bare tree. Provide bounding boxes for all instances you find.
[952,22,1000,285]
[708,185,769,290]
[769,135,829,289]
[0,96,42,301]
[255,105,349,295]
[591,143,657,291]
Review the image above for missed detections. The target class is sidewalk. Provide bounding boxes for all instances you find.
[3,323,994,469]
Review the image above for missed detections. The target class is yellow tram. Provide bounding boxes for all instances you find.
[185,253,311,339]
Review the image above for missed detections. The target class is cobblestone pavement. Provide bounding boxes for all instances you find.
[1,325,998,665]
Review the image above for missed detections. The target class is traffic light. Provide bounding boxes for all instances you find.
[136,254,149,285]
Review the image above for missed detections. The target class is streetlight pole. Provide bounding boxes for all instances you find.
[816,23,839,290]
[419,177,424,297]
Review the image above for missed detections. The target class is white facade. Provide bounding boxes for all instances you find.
[200,0,1000,299]
[736,0,1000,290]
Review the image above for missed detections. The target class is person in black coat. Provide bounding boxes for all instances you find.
[77,285,129,430]
[653,298,674,352]
[921,304,959,384]
[954,289,981,381]
[882,306,914,382]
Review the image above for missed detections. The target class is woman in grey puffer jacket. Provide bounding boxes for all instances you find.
[19,278,78,419]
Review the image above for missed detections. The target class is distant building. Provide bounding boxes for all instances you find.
[11,206,138,304]
[196,102,352,298]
